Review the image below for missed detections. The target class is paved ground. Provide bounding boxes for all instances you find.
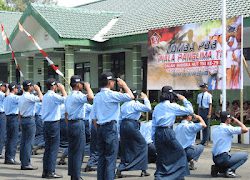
[0,143,249,180]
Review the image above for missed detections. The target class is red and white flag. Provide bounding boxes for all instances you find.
[18,22,64,77]
[1,24,24,78]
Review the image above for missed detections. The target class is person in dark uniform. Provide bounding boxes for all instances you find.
[0,82,8,159]
[65,75,94,180]
[175,114,206,170]
[197,83,212,145]
[116,91,151,178]
[152,86,194,180]
[211,111,248,178]
[18,80,43,170]
[41,78,67,179]
[3,82,20,165]
[92,72,134,180]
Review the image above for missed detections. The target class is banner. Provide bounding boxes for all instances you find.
[147,16,242,90]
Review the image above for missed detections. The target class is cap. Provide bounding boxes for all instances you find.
[70,75,84,85]
[161,86,174,93]
[9,82,18,89]
[131,89,138,97]
[100,72,117,81]
[46,78,57,86]
[200,83,208,88]
[220,111,232,122]
[22,80,33,88]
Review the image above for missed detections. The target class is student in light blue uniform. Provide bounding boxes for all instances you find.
[18,80,43,170]
[116,91,151,178]
[175,114,206,170]
[83,103,92,144]
[197,83,212,145]
[139,120,157,163]
[41,78,67,179]
[211,111,248,178]
[92,72,134,180]
[3,82,20,165]
[152,86,193,180]
[0,82,8,158]
[65,75,94,180]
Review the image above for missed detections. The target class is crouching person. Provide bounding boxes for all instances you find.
[211,111,248,178]
[175,114,207,170]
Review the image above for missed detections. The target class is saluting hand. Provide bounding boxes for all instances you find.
[57,83,65,91]
[177,94,185,101]
[84,82,91,89]
[140,92,147,99]
[33,85,40,92]
[117,78,127,88]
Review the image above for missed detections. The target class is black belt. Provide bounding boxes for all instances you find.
[69,118,83,121]
[123,118,138,122]
[214,152,228,158]
[21,116,33,119]
[0,112,4,114]
[97,120,116,127]
[199,107,209,110]
[157,126,170,129]
[6,114,18,117]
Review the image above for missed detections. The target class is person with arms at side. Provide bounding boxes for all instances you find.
[152,86,193,180]
[175,114,207,170]
[211,111,248,178]
[92,72,134,180]
[41,78,67,179]
[18,80,43,170]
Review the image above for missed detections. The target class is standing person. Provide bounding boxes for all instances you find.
[116,90,151,178]
[18,80,43,170]
[65,75,94,180]
[92,72,134,180]
[152,86,194,180]
[0,82,8,158]
[41,78,67,179]
[197,83,212,145]
[211,111,248,178]
[3,82,20,165]
[175,114,207,170]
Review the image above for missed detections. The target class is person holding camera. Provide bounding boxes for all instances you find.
[41,78,67,179]
[65,75,94,180]
[92,72,134,180]
[116,90,151,178]
[152,86,194,180]
[175,114,207,170]
[211,111,248,178]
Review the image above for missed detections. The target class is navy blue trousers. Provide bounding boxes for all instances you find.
[84,120,90,144]
[148,143,157,163]
[34,115,45,147]
[118,119,148,171]
[43,121,60,174]
[185,144,204,162]
[68,120,85,179]
[5,115,19,161]
[87,122,98,167]
[199,108,210,144]
[0,113,6,155]
[60,118,68,148]
[97,121,118,180]
[20,117,36,167]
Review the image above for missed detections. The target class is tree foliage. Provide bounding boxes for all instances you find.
[6,0,58,11]
[0,0,13,11]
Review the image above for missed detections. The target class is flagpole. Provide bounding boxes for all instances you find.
[222,0,227,111]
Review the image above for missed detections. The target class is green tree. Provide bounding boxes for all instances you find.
[0,0,13,11]
[6,0,57,11]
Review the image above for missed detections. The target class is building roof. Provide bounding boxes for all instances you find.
[79,0,250,38]
[31,4,119,39]
[0,11,22,53]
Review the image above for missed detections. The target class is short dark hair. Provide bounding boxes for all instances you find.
[23,86,29,92]
[99,72,116,88]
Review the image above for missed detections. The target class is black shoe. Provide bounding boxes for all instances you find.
[115,170,123,178]
[189,160,197,170]
[21,164,38,170]
[58,159,66,165]
[84,165,95,172]
[211,165,219,177]
[4,159,20,165]
[141,170,150,177]
[43,172,63,179]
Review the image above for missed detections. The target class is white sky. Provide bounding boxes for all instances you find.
[57,0,97,7]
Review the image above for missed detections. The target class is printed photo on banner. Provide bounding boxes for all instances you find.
[147,16,243,90]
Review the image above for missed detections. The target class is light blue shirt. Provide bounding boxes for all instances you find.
[92,88,132,125]
[65,91,88,120]
[120,98,151,120]
[140,121,153,144]
[83,103,92,121]
[41,90,65,121]
[60,104,66,119]
[212,123,241,156]
[18,92,40,117]
[197,91,212,108]
[35,102,42,116]
[152,99,193,139]
[3,93,20,115]
[175,120,203,149]
[0,91,5,112]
